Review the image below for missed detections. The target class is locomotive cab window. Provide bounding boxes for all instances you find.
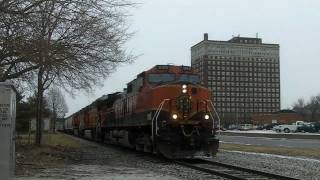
[178,74,200,84]
[148,73,175,84]
[156,65,169,70]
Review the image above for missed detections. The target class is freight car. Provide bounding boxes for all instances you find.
[65,65,219,159]
[64,116,73,134]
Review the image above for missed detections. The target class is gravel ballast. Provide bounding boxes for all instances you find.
[16,136,220,180]
[214,150,320,180]
[16,134,320,180]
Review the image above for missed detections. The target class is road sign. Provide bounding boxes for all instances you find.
[0,83,16,180]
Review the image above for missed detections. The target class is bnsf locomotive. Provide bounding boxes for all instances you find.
[65,65,219,159]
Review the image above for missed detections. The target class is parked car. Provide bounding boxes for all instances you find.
[256,123,279,130]
[227,124,240,130]
[312,122,320,133]
[296,124,316,133]
[239,124,253,131]
[273,121,305,133]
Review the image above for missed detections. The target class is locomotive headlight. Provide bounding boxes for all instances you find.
[182,84,187,89]
[182,88,187,93]
[204,114,210,120]
[182,84,188,93]
[182,84,188,94]
[172,114,178,120]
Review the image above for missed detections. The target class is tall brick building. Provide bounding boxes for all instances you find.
[191,34,280,125]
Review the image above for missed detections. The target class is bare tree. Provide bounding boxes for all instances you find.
[0,1,51,82]
[46,86,68,133]
[308,95,320,121]
[0,0,48,14]
[1,0,135,144]
[24,0,135,145]
[292,98,307,120]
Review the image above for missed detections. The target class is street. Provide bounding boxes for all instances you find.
[219,135,320,149]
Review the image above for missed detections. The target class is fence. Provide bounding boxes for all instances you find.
[15,133,35,145]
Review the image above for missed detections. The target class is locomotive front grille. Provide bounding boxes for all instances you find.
[176,95,192,114]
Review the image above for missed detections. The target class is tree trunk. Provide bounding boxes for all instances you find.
[35,67,44,145]
[53,103,56,133]
[51,110,57,133]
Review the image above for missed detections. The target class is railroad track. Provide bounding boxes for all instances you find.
[64,133,299,180]
[175,159,299,180]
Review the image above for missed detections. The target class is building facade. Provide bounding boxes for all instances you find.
[252,110,303,125]
[191,34,280,125]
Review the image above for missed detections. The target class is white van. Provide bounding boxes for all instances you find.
[239,124,253,131]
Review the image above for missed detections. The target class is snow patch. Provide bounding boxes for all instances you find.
[225,130,320,135]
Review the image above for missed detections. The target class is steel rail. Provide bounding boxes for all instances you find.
[63,133,299,180]
[175,159,299,180]
[201,159,299,180]
[175,160,248,180]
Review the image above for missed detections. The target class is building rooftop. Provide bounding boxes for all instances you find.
[191,33,279,48]
[228,36,262,44]
[274,109,297,114]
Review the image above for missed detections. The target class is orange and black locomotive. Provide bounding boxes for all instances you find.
[65,65,219,159]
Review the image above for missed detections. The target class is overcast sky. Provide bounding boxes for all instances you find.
[65,0,320,116]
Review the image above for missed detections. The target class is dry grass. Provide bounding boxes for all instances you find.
[15,133,81,176]
[44,133,80,150]
[220,143,320,159]
[16,133,80,149]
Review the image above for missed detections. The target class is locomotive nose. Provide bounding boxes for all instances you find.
[168,84,211,122]
[176,94,192,114]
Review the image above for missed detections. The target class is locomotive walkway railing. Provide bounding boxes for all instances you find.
[151,99,170,142]
[207,100,222,136]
